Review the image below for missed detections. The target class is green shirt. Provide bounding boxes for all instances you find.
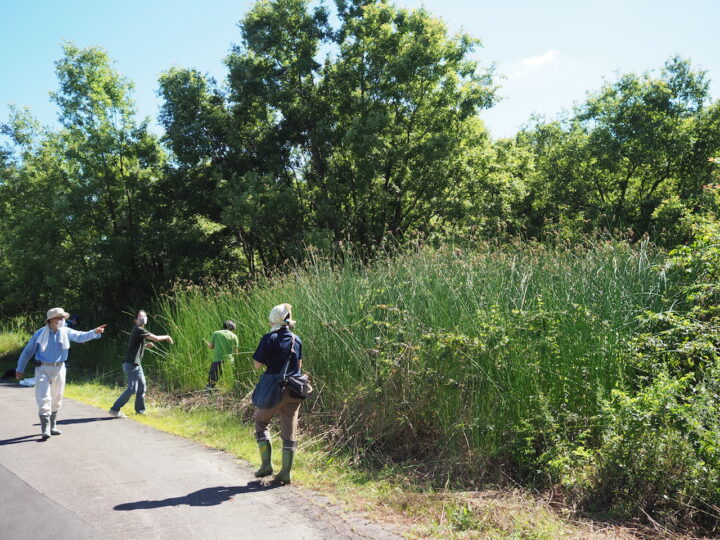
[210,329,238,363]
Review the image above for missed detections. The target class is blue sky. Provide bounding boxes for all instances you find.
[1,0,718,139]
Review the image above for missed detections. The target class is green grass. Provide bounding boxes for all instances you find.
[127,239,670,482]
[0,331,26,353]
[62,380,611,539]
[61,238,673,533]
[0,330,28,369]
[0,237,684,533]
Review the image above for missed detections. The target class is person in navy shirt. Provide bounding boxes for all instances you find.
[16,307,107,440]
[252,303,304,484]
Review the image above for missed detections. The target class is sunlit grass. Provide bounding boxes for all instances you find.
[63,380,594,539]
[140,240,669,476]
[67,239,672,487]
[18,238,674,537]
[0,331,27,354]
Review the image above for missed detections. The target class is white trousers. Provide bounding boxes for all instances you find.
[35,364,66,417]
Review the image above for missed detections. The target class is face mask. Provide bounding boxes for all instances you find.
[56,319,66,328]
[138,315,148,325]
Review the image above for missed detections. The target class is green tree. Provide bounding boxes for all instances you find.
[0,107,81,310]
[159,0,500,269]
[50,43,171,308]
[520,57,719,239]
[0,44,173,314]
[319,0,498,245]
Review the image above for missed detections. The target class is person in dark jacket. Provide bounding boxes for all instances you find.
[252,303,304,484]
[109,310,173,417]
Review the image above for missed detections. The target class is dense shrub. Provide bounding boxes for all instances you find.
[551,218,720,530]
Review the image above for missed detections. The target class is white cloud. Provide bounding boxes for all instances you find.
[521,49,561,69]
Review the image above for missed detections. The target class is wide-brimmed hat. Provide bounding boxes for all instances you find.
[46,307,70,322]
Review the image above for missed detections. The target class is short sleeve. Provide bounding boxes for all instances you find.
[137,327,151,339]
[253,336,268,364]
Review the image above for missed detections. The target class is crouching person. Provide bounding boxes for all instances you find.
[252,303,304,485]
[205,319,239,390]
[15,307,107,440]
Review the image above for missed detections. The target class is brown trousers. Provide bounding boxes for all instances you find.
[254,388,302,447]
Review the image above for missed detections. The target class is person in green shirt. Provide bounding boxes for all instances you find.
[205,320,239,389]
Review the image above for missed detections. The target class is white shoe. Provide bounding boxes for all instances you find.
[109,409,126,418]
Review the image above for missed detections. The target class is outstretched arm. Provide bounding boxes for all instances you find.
[67,324,107,344]
[147,333,174,345]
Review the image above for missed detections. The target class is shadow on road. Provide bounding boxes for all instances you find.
[30,417,115,427]
[114,482,281,510]
[3,418,113,445]
[57,417,115,425]
[0,434,39,445]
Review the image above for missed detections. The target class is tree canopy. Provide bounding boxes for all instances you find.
[1,1,719,317]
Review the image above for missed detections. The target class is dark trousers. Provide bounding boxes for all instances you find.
[207,361,223,387]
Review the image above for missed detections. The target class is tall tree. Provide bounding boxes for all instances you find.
[1,44,172,313]
[320,0,498,244]
[519,57,720,237]
[159,0,501,268]
[50,43,171,308]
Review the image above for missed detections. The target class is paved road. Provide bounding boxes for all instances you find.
[0,381,400,540]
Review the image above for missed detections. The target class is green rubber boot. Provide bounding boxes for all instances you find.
[272,449,295,485]
[39,415,50,441]
[50,412,62,435]
[254,440,273,478]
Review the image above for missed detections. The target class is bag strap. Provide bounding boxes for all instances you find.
[280,334,296,380]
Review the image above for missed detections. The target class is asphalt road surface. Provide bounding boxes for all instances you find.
[0,381,400,540]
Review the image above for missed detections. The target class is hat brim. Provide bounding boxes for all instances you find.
[46,311,70,321]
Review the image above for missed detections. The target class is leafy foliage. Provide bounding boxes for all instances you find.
[632,216,720,378]
[3,4,720,532]
[518,57,720,240]
[540,217,720,531]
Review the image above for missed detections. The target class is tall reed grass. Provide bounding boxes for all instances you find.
[143,238,670,481]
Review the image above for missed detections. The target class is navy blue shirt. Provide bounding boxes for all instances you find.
[253,327,302,375]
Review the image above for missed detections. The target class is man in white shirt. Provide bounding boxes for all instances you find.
[16,307,107,440]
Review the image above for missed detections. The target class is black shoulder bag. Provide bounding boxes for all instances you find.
[279,335,312,399]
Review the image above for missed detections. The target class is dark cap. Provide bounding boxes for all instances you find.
[223,320,236,331]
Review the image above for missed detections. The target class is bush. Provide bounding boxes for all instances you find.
[632,216,720,379]
[550,217,720,531]
[591,371,720,527]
